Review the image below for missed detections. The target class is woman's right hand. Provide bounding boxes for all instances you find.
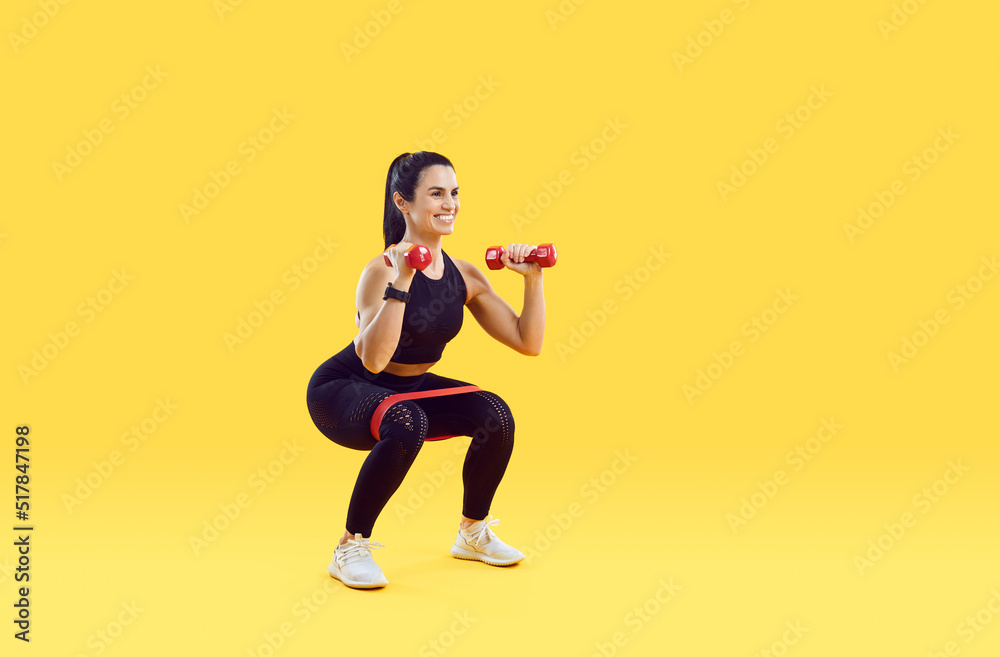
[383,241,418,277]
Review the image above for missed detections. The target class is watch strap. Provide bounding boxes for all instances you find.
[383,282,411,303]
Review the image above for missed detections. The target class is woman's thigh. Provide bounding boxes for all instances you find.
[308,370,502,446]
[306,379,394,450]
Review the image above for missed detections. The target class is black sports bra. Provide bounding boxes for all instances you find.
[364,251,467,364]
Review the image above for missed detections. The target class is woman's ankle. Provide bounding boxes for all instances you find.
[460,515,483,530]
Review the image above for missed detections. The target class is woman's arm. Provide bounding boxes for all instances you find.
[354,243,417,372]
[459,245,546,356]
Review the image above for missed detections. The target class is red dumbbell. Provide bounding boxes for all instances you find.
[383,243,432,271]
[485,243,557,270]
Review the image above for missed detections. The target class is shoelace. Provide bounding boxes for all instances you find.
[337,536,383,566]
[462,516,500,549]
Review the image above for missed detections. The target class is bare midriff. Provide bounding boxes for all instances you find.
[382,360,437,377]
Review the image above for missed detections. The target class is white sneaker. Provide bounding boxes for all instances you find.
[450,516,524,566]
[329,534,388,589]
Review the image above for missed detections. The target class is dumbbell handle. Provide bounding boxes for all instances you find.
[485,243,557,270]
[383,244,432,271]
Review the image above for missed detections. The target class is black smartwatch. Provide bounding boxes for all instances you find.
[383,282,411,303]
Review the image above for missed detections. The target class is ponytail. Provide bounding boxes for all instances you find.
[383,151,455,249]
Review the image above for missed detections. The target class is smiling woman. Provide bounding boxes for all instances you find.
[305,151,548,589]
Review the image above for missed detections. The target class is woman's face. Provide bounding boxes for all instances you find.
[397,165,460,237]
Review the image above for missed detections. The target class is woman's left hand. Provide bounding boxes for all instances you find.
[500,243,543,276]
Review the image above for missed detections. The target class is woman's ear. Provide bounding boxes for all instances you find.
[393,191,407,215]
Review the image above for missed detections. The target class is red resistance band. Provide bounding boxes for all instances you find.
[369,385,482,442]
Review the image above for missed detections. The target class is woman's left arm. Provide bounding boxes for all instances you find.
[458,244,545,356]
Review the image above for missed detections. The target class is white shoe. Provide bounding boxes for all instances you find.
[329,533,388,589]
[450,516,524,566]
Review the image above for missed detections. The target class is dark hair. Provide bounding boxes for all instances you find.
[383,151,455,249]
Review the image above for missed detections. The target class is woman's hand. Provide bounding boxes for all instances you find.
[499,243,543,276]
[383,241,418,278]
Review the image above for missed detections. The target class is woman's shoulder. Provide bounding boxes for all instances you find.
[354,255,394,304]
[445,251,473,275]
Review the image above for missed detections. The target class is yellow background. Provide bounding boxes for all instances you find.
[2,0,999,655]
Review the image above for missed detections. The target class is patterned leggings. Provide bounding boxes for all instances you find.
[307,349,515,537]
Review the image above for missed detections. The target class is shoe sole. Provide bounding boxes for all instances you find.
[450,545,523,566]
[328,564,388,589]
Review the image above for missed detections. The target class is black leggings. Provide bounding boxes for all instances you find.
[306,345,515,537]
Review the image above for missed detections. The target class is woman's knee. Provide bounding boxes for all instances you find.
[471,391,514,442]
[377,400,429,451]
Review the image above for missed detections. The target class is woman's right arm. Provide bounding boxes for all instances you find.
[354,244,416,373]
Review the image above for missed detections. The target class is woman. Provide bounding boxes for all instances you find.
[305,151,546,589]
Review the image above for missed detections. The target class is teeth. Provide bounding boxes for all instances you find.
[435,214,454,221]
